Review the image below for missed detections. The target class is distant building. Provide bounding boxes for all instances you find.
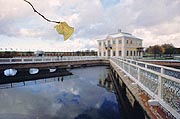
[0,50,97,58]
[34,50,45,57]
[97,30,143,58]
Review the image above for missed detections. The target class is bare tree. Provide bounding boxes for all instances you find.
[24,0,60,23]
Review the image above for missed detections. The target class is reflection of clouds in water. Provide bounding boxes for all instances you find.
[0,113,35,119]
[0,66,120,119]
[0,88,53,118]
[70,87,79,95]
[73,98,120,119]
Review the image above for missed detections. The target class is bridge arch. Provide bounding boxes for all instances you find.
[4,69,17,76]
[29,68,39,74]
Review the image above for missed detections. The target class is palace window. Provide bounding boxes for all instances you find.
[139,42,142,46]
[119,50,121,56]
[119,40,121,44]
[99,42,101,46]
[127,40,128,44]
[113,40,116,44]
[108,40,110,45]
[127,51,129,56]
[108,50,110,56]
[113,51,116,56]
[130,51,132,56]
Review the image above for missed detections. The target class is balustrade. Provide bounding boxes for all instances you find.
[110,57,180,118]
[0,56,103,64]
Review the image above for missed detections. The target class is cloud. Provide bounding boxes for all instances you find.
[0,0,31,20]
[132,0,180,27]
[0,0,180,51]
[133,27,180,47]
[18,28,44,37]
[132,15,180,47]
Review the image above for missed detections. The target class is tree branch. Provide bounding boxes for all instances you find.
[24,0,60,24]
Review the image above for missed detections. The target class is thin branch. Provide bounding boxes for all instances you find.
[24,0,60,24]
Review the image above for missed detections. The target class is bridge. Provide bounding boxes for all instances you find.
[110,57,180,119]
[0,56,179,119]
[0,56,108,85]
[0,56,108,70]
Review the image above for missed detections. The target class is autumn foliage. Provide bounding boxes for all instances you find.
[145,44,179,58]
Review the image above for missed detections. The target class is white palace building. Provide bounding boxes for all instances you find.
[97,30,143,58]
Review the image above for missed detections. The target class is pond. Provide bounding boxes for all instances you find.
[0,66,123,119]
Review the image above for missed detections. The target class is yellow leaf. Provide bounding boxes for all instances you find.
[54,22,74,40]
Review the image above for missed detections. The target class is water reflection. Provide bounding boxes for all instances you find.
[0,66,122,119]
[98,74,114,92]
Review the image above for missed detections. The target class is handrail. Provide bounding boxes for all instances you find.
[110,57,180,119]
[0,56,107,64]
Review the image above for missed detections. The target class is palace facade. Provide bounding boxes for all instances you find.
[97,30,143,58]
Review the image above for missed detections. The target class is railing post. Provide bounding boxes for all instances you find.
[42,57,44,62]
[122,60,125,70]
[9,58,12,62]
[137,62,140,81]
[128,60,131,73]
[127,63,130,73]
[32,57,35,62]
[158,67,163,99]
[144,63,147,69]
[22,58,24,62]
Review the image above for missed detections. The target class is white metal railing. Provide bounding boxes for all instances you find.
[110,57,180,119]
[0,56,107,64]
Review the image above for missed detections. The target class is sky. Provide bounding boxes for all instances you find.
[0,0,180,52]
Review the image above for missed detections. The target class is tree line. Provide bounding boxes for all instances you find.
[145,44,180,59]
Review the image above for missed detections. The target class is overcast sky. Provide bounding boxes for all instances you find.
[0,0,180,51]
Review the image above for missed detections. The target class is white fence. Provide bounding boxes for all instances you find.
[0,56,105,64]
[110,57,180,119]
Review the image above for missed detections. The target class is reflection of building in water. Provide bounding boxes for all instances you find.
[98,74,114,92]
